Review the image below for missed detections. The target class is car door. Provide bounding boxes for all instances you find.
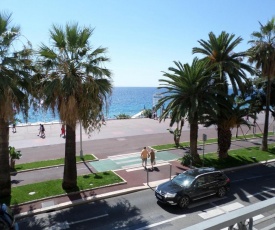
[204,173,219,195]
[191,175,210,199]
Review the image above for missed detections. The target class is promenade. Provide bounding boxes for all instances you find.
[7,112,275,217]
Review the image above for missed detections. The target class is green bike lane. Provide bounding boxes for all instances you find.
[90,150,180,172]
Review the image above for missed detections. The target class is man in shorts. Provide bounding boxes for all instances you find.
[140,147,149,168]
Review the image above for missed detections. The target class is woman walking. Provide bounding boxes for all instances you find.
[149,148,156,170]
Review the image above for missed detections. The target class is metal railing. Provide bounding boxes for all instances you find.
[182,197,275,230]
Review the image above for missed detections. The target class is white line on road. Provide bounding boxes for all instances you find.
[246,188,275,198]
[69,213,109,225]
[135,214,186,230]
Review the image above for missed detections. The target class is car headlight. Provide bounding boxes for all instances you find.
[165,192,177,198]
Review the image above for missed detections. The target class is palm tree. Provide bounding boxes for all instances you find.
[0,12,33,198]
[203,96,253,158]
[193,31,254,95]
[38,23,112,190]
[193,31,254,158]
[156,58,218,164]
[247,18,275,151]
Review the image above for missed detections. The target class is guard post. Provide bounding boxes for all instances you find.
[202,134,207,167]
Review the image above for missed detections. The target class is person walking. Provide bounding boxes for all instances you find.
[41,125,45,138]
[140,147,149,168]
[12,123,16,133]
[60,124,65,137]
[149,148,156,170]
[37,124,42,137]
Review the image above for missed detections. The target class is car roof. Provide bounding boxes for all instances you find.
[184,167,221,177]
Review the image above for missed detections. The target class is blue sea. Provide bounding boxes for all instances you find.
[17,87,163,124]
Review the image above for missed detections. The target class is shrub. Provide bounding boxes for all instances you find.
[115,113,131,119]
[142,109,152,118]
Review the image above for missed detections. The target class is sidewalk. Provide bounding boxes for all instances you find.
[8,114,274,218]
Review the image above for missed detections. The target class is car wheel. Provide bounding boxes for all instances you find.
[217,186,226,197]
[178,196,190,209]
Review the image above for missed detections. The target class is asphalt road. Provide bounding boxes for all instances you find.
[17,162,275,230]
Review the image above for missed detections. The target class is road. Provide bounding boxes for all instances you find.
[17,162,275,229]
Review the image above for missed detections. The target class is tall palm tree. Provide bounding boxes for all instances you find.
[38,23,112,190]
[156,58,218,164]
[0,12,33,198]
[193,31,254,95]
[247,18,275,151]
[203,96,252,158]
[193,31,254,158]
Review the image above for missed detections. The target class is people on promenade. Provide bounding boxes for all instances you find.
[60,124,65,138]
[140,147,149,168]
[12,123,16,133]
[102,115,106,125]
[149,148,156,170]
[37,124,42,137]
[38,124,45,138]
[41,125,45,138]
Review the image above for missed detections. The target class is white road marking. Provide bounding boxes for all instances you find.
[69,213,109,225]
[246,188,275,198]
[108,152,140,159]
[199,202,244,219]
[198,208,224,219]
[247,176,262,179]
[135,214,186,230]
[219,202,244,212]
[114,158,141,164]
[125,161,168,171]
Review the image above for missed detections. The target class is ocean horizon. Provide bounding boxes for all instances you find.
[16,87,163,124]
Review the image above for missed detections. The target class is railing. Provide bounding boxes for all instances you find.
[182,197,275,230]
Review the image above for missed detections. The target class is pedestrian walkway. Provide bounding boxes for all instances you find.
[90,151,179,172]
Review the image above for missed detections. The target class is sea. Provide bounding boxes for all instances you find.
[16,87,163,124]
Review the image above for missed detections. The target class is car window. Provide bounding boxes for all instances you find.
[172,173,195,187]
[196,176,207,186]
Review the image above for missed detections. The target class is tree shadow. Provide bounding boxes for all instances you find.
[82,159,94,174]
[17,198,150,229]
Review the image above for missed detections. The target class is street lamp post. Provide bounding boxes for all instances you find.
[80,121,83,159]
[202,134,207,167]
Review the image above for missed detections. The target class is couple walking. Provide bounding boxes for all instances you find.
[141,147,156,170]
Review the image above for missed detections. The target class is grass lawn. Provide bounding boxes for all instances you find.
[152,132,273,151]
[198,145,275,169]
[2,171,123,206]
[14,154,95,172]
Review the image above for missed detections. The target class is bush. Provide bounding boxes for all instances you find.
[182,153,192,166]
[142,109,152,118]
[115,113,131,119]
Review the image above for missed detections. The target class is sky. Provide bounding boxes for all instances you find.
[2,0,275,87]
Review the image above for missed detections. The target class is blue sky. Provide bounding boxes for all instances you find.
[2,0,275,87]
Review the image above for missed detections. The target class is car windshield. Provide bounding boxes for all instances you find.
[172,173,195,187]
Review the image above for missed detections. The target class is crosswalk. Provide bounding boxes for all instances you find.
[89,151,179,172]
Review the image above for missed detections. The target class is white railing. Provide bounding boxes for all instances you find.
[182,197,275,230]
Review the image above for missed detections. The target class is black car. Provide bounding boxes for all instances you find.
[155,167,230,208]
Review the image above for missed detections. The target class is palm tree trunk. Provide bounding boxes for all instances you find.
[62,123,77,190]
[189,122,201,164]
[261,77,271,151]
[217,126,232,158]
[0,118,11,198]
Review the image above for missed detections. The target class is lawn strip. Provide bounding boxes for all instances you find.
[8,171,123,205]
[194,144,275,169]
[14,154,95,171]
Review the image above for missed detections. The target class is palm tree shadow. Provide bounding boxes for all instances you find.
[82,159,94,174]
[17,198,149,229]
